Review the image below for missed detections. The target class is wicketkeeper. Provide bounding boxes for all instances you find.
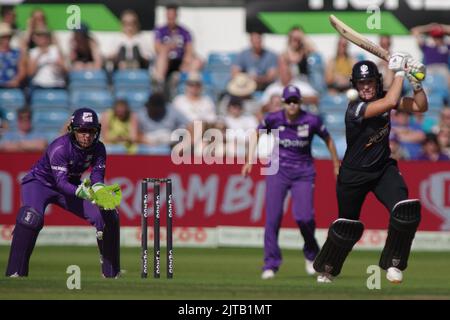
[5,108,122,278]
[313,54,428,283]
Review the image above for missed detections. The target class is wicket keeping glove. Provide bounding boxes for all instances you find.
[75,178,94,201]
[89,182,122,210]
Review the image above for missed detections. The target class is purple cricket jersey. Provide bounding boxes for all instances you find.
[22,133,106,196]
[154,24,192,60]
[258,109,330,168]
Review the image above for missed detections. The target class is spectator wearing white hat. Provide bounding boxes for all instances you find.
[219,72,259,116]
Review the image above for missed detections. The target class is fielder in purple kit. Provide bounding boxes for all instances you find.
[242,85,340,279]
[6,108,122,278]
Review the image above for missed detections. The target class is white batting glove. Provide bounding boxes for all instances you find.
[407,73,423,91]
[407,58,426,81]
[388,52,410,76]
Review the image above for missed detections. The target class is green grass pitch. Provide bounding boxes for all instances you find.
[1,246,449,300]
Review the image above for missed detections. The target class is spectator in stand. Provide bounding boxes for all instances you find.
[0,108,47,152]
[232,31,278,91]
[21,8,50,52]
[437,126,450,158]
[137,92,189,148]
[432,107,450,134]
[416,133,450,161]
[69,23,103,71]
[218,73,258,116]
[411,23,450,85]
[1,5,16,29]
[27,27,66,90]
[389,133,409,160]
[411,112,437,134]
[100,99,139,154]
[0,22,26,88]
[391,110,426,159]
[279,26,316,83]
[325,37,356,93]
[172,72,217,124]
[1,5,20,45]
[261,57,319,112]
[223,96,258,157]
[153,3,203,86]
[110,10,151,71]
[376,35,394,89]
[257,94,283,122]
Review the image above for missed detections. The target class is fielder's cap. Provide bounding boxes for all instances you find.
[227,73,257,97]
[0,23,13,37]
[430,25,444,38]
[282,85,302,101]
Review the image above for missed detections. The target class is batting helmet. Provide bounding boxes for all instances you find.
[350,60,383,97]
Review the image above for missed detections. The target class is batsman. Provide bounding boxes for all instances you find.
[313,53,428,283]
[5,108,122,278]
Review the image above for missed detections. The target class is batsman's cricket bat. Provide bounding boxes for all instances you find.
[329,14,425,80]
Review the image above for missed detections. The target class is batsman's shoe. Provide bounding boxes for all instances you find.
[386,267,403,284]
[317,272,333,283]
[305,259,316,276]
[261,269,275,280]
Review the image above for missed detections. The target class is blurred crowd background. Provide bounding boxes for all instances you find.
[0,2,449,162]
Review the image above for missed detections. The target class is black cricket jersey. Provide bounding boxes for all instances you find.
[342,94,393,172]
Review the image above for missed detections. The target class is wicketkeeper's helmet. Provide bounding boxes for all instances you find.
[68,107,102,148]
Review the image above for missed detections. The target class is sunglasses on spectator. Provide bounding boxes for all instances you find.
[285,99,300,104]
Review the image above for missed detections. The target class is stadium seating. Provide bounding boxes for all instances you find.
[32,108,71,131]
[0,89,25,129]
[40,130,62,143]
[423,73,449,102]
[307,52,327,94]
[136,144,171,155]
[113,69,150,90]
[0,89,25,109]
[322,109,345,131]
[69,70,109,90]
[31,89,69,109]
[428,92,445,110]
[106,143,171,155]
[70,89,114,112]
[311,136,330,159]
[207,52,237,71]
[319,93,348,110]
[115,89,150,110]
[207,52,237,99]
